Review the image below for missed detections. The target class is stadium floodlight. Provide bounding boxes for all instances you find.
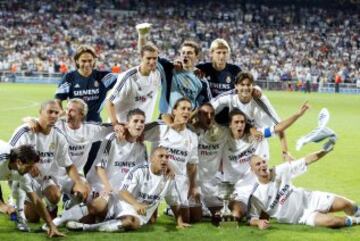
[296,108,337,151]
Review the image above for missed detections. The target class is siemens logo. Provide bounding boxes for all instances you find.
[74,89,100,96]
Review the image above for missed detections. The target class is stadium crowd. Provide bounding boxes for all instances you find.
[0,0,359,83]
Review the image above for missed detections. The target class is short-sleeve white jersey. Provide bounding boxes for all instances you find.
[195,124,230,181]
[210,91,280,127]
[86,133,147,191]
[107,66,162,123]
[55,119,112,172]
[144,122,198,176]
[120,164,174,207]
[249,158,309,224]
[222,136,269,184]
[9,124,73,177]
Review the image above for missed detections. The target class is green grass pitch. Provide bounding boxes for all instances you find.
[0,83,360,241]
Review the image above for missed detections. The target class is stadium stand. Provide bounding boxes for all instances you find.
[0,0,359,87]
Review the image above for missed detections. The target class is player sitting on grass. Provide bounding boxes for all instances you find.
[249,140,360,229]
[58,147,189,232]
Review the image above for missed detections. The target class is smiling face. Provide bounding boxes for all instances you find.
[127,114,145,138]
[229,113,246,139]
[250,155,269,179]
[173,99,192,125]
[66,102,84,126]
[235,78,253,103]
[76,52,95,77]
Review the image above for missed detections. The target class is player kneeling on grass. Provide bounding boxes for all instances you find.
[249,141,360,229]
[48,147,189,232]
[0,141,64,237]
[9,100,90,231]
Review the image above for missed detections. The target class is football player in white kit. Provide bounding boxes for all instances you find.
[106,42,167,130]
[0,140,64,237]
[44,108,147,229]
[217,101,310,225]
[191,103,230,218]
[144,97,201,223]
[25,98,113,208]
[249,142,360,229]
[210,72,294,161]
[54,147,189,232]
[86,108,147,198]
[9,100,90,229]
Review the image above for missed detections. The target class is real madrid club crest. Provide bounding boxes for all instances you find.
[226,76,231,84]
[94,81,99,88]
[49,142,56,150]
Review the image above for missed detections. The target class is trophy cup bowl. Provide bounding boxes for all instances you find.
[216,181,235,223]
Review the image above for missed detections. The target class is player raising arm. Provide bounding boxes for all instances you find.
[249,140,360,229]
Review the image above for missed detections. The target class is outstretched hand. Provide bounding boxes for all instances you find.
[297,101,310,116]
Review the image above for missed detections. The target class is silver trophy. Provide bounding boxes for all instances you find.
[216,181,235,222]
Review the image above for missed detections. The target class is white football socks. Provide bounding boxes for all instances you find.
[53,204,89,226]
[83,219,123,232]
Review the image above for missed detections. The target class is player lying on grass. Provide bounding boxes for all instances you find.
[47,147,189,232]
[0,140,64,237]
[249,140,360,229]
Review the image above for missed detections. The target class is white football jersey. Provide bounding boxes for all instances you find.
[86,133,147,191]
[55,119,113,173]
[108,66,162,123]
[120,163,174,208]
[249,158,309,224]
[195,124,230,181]
[222,136,269,184]
[210,92,280,127]
[144,122,198,176]
[9,124,73,177]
